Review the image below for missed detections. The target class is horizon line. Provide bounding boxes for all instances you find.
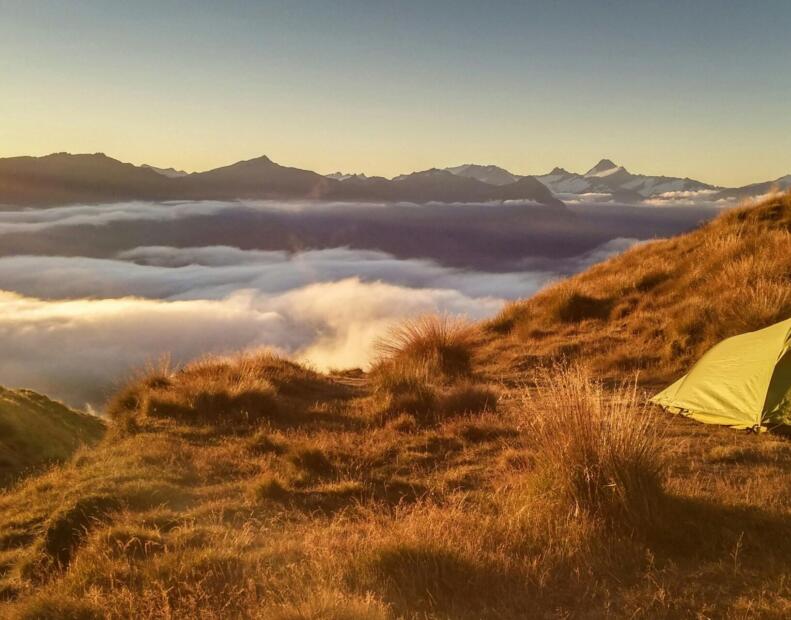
[4,149,787,189]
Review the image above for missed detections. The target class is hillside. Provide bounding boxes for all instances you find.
[0,387,105,487]
[0,194,790,619]
[482,191,791,384]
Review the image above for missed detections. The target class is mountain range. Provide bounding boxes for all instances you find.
[534,159,717,201]
[0,152,787,208]
[445,158,791,204]
[0,153,562,208]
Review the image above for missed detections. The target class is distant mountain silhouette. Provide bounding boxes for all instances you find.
[325,172,368,181]
[172,155,337,200]
[715,174,791,201]
[1,152,784,208]
[0,153,563,207]
[444,164,521,186]
[333,168,562,205]
[0,153,171,206]
[142,164,188,178]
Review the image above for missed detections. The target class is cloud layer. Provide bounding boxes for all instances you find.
[0,241,636,408]
[0,201,238,234]
[0,280,501,408]
[0,246,555,301]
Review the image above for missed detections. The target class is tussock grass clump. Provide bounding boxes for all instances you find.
[248,473,290,502]
[374,314,477,380]
[521,366,663,530]
[145,374,278,426]
[372,365,438,422]
[108,352,352,433]
[107,353,303,428]
[245,429,284,455]
[289,447,333,473]
[380,387,438,421]
[370,315,495,425]
[551,290,614,323]
[375,381,498,426]
[439,383,498,417]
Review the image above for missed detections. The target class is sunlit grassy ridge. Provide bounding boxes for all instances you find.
[0,387,105,488]
[483,192,791,383]
[1,194,790,618]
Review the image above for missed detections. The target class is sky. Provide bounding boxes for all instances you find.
[1,0,790,186]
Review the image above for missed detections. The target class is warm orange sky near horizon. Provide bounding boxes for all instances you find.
[2,1,790,187]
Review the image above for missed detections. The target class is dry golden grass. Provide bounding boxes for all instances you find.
[483,192,791,384]
[1,194,791,618]
[373,314,478,381]
[520,366,662,529]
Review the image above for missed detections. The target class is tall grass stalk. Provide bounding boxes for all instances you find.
[521,366,663,530]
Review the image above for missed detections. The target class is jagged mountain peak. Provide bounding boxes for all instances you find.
[444,163,522,186]
[325,171,368,181]
[142,164,189,178]
[584,159,625,177]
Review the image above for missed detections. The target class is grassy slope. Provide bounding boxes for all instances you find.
[482,191,791,385]
[0,194,790,619]
[0,388,105,487]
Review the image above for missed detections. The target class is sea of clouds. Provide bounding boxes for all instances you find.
[0,241,636,408]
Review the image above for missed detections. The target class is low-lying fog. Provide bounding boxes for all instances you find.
[0,199,720,408]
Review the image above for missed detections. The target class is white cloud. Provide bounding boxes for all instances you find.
[0,199,452,234]
[642,190,736,208]
[0,247,552,301]
[0,280,501,408]
[565,237,640,270]
[555,192,616,204]
[0,241,635,408]
[0,201,236,234]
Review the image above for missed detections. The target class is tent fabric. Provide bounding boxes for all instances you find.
[650,318,791,429]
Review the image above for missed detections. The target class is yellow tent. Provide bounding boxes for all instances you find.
[651,318,791,430]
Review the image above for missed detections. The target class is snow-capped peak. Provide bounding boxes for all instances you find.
[584,159,621,177]
[444,163,521,186]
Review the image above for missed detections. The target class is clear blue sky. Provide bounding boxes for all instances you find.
[1,0,789,185]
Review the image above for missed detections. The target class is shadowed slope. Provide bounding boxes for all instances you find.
[0,387,105,487]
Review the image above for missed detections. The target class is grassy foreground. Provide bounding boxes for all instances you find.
[0,194,790,618]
